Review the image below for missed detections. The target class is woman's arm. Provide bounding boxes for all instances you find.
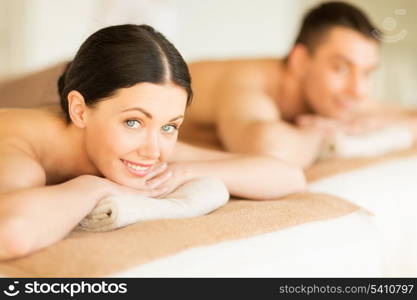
[0,149,174,260]
[0,175,108,260]
[170,141,235,161]
[0,149,109,260]
[168,142,306,200]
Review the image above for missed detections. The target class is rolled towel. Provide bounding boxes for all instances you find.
[320,126,414,159]
[76,177,229,232]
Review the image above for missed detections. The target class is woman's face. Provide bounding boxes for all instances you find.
[83,82,187,188]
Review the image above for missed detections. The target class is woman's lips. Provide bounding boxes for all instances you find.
[120,159,153,177]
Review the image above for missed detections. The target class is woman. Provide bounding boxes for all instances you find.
[0,25,305,260]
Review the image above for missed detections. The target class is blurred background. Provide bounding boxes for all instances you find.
[0,0,416,106]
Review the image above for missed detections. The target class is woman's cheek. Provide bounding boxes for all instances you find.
[160,136,178,161]
[116,133,141,154]
[100,125,132,153]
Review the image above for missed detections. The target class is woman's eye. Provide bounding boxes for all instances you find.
[161,124,177,133]
[125,120,141,128]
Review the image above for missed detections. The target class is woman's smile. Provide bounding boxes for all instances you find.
[120,159,154,177]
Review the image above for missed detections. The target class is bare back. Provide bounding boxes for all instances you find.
[0,106,79,193]
[180,58,284,148]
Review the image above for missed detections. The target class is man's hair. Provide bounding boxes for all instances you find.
[288,1,381,57]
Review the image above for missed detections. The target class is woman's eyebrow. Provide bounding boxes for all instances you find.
[121,107,183,122]
[121,107,152,119]
[169,115,184,122]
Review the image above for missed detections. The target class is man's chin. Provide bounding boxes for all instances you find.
[337,109,357,121]
[323,107,353,120]
[315,110,341,119]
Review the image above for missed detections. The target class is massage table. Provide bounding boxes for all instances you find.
[308,152,417,277]
[0,65,414,278]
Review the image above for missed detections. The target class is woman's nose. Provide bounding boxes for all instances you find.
[138,132,160,159]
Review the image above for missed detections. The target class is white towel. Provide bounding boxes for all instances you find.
[76,177,229,232]
[320,126,414,159]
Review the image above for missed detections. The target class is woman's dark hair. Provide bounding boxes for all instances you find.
[58,24,192,122]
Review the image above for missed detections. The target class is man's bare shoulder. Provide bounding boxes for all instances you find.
[189,57,282,84]
[184,58,284,127]
[210,59,283,122]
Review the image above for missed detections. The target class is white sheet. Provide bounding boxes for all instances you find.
[111,210,381,277]
[309,156,417,276]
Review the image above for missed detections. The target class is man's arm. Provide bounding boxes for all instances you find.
[242,120,325,168]
[215,82,324,168]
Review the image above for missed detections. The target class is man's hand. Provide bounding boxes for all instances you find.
[296,114,341,159]
[340,113,391,135]
[296,114,341,137]
[296,113,391,136]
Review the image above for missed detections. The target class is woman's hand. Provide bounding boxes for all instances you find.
[149,162,196,198]
[87,163,173,198]
[88,162,196,199]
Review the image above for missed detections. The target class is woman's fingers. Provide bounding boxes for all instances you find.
[146,169,173,189]
[145,186,171,198]
[143,162,168,181]
[154,187,176,199]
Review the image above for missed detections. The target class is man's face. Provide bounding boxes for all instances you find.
[300,26,379,119]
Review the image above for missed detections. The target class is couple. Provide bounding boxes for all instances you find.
[0,2,415,260]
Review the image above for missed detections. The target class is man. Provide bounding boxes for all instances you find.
[179,1,417,168]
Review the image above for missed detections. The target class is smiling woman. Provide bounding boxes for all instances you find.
[66,82,188,190]
[0,24,305,260]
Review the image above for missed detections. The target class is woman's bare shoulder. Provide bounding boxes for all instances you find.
[0,107,62,193]
[0,105,65,160]
[0,146,46,194]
